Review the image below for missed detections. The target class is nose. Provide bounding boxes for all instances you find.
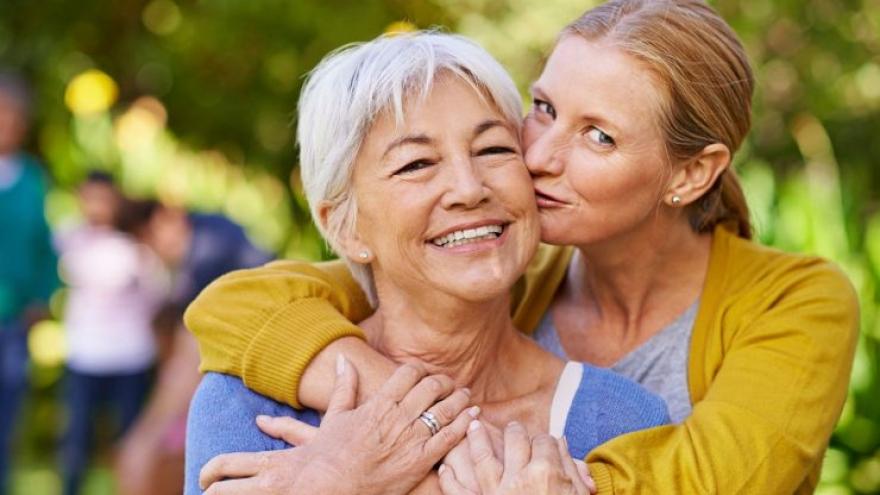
[442,155,490,210]
[524,124,566,178]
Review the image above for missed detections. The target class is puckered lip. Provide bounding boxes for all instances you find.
[534,187,569,206]
[426,219,511,243]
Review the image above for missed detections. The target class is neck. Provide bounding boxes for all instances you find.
[571,218,711,333]
[361,283,544,403]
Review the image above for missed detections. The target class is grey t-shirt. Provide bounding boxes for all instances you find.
[533,301,699,424]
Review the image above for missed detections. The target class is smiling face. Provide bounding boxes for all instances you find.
[346,75,540,304]
[522,36,673,247]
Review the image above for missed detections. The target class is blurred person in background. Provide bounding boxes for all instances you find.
[55,171,168,495]
[0,70,59,495]
[114,199,272,495]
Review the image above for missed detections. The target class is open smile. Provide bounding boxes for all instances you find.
[428,222,509,249]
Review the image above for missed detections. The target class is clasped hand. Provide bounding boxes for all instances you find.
[198,357,594,494]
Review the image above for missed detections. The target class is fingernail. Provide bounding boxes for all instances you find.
[468,406,480,418]
[336,354,346,376]
[256,415,270,425]
[468,420,481,432]
[438,464,447,475]
[461,387,471,396]
[507,421,520,429]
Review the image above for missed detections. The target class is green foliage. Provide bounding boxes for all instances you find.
[1,0,878,493]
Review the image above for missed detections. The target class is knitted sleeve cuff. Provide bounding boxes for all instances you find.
[240,297,366,409]
[588,462,614,494]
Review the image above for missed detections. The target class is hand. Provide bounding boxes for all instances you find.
[438,420,595,495]
[199,356,480,495]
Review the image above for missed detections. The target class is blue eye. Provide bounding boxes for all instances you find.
[533,99,556,119]
[586,127,615,147]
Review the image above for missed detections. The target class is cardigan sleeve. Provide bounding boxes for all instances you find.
[183,259,373,408]
[184,244,572,409]
[586,259,859,494]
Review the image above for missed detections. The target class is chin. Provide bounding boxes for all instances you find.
[436,267,519,302]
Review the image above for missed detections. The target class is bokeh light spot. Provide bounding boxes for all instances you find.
[64,69,119,116]
[27,320,67,368]
[143,0,182,36]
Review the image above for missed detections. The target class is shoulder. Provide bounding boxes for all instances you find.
[715,228,853,296]
[185,373,320,493]
[696,230,860,384]
[182,258,360,335]
[560,363,669,459]
[188,372,318,431]
[708,229,858,334]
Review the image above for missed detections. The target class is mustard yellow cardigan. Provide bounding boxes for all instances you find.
[184,227,859,494]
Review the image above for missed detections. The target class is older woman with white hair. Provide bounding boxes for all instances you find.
[183,31,669,495]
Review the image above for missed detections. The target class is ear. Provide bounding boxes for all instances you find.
[316,200,373,264]
[665,143,730,206]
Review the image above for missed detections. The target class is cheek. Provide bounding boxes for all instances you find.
[357,186,430,254]
[566,151,662,206]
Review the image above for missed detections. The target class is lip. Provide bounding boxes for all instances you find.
[426,219,512,254]
[534,188,569,208]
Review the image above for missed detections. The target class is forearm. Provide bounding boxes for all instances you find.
[299,336,397,409]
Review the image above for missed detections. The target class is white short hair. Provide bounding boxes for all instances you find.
[297,30,523,306]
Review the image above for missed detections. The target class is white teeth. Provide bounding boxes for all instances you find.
[430,224,505,248]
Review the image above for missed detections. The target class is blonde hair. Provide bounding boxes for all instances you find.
[564,0,754,238]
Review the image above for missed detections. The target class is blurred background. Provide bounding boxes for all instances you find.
[0,0,877,493]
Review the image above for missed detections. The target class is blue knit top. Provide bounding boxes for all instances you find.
[185,367,669,494]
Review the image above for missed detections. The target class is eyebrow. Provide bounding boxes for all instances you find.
[382,134,433,159]
[382,119,510,158]
[473,119,507,138]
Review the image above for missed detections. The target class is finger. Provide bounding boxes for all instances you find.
[199,451,268,490]
[398,374,456,420]
[326,354,359,416]
[502,421,530,474]
[438,464,475,495]
[442,438,481,493]
[421,387,471,433]
[377,362,428,403]
[255,415,317,446]
[425,405,481,459]
[557,437,588,495]
[531,433,563,468]
[575,459,598,494]
[203,477,259,495]
[481,421,506,461]
[466,420,502,494]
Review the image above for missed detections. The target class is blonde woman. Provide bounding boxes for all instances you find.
[185,31,669,495]
[187,0,859,493]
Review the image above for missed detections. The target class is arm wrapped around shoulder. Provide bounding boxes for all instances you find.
[183,259,373,408]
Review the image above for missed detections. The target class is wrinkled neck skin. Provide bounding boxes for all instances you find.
[360,277,558,407]
[572,216,711,339]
